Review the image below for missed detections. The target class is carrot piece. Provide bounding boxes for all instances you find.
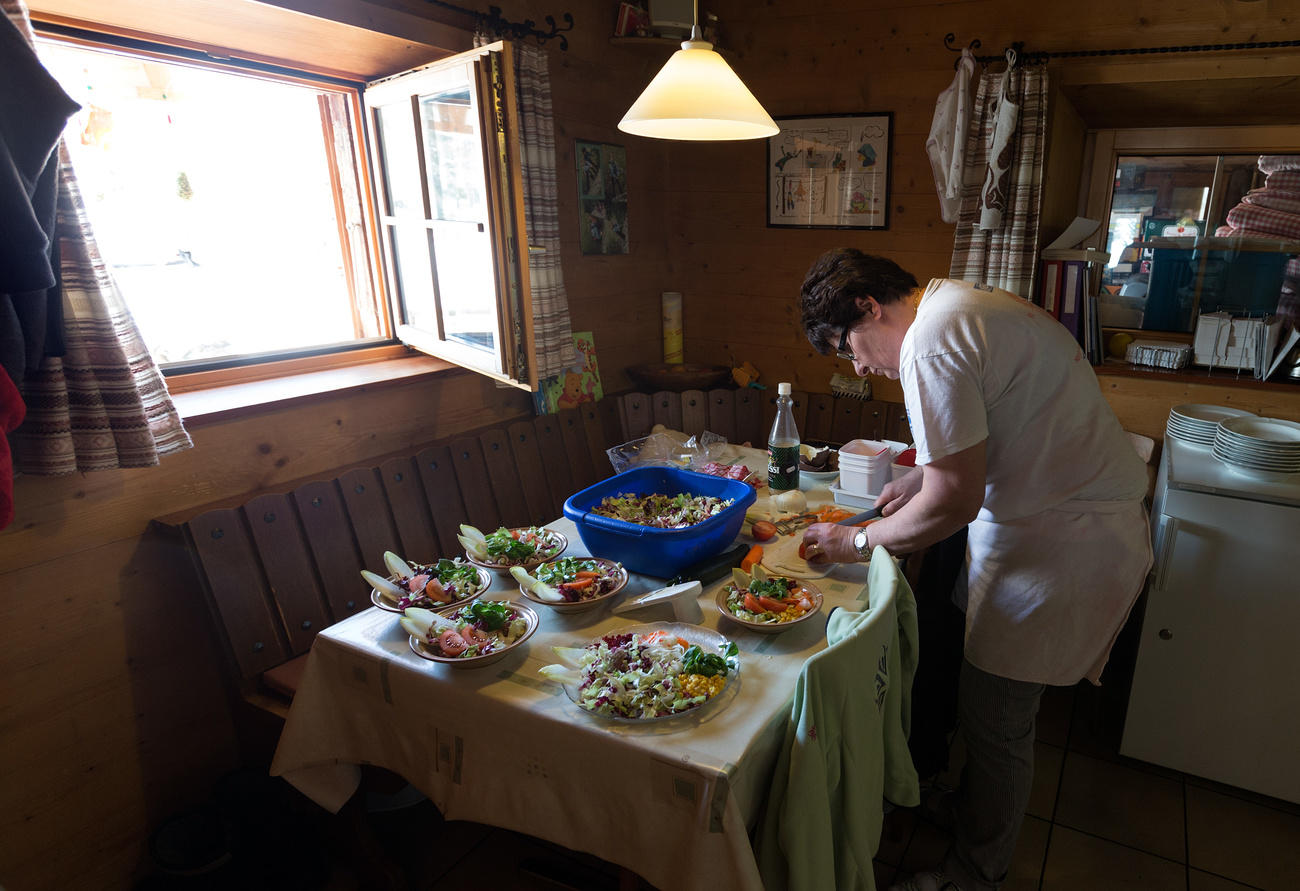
[563,577,595,591]
[740,544,763,573]
[574,570,602,579]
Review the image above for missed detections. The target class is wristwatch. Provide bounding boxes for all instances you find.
[852,527,871,561]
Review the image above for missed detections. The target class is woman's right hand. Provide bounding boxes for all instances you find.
[875,466,923,517]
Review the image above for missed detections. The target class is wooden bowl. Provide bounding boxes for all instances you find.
[625,363,731,393]
[518,557,629,613]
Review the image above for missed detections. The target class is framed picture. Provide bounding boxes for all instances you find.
[575,139,629,255]
[766,113,892,229]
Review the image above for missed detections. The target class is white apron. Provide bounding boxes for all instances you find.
[959,497,1153,686]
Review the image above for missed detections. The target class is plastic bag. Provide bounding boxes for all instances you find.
[606,427,728,474]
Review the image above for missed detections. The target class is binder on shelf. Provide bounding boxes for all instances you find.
[1058,259,1085,340]
[1040,258,1063,317]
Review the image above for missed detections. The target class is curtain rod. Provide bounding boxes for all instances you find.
[943,32,1300,69]
[423,1,574,50]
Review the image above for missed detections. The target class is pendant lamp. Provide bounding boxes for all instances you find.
[618,3,777,141]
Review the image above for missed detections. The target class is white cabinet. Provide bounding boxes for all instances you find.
[1121,439,1300,804]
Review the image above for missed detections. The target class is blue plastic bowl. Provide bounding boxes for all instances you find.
[562,467,757,579]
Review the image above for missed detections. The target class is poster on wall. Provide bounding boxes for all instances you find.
[532,331,604,415]
[766,113,892,230]
[576,140,629,254]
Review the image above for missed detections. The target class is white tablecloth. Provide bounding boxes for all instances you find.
[270,509,875,891]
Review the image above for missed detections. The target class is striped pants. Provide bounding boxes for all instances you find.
[943,658,1045,890]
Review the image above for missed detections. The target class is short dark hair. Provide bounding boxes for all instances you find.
[800,249,918,354]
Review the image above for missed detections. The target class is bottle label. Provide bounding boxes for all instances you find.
[768,444,801,492]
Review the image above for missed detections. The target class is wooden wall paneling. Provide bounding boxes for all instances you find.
[597,398,623,451]
[622,392,655,440]
[241,493,330,654]
[707,388,736,443]
[580,401,618,480]
[531,415,575,516]
[338,466,400,573]
[556,409,598,490]
[414,445,470,556]
[479,428,531,528]
[859,400,890,442]
[830,396,864,446]
[186,508,288,679]
[448,437,503,531]
[616,393,630,442]
[791,391,809,437]
[507,421,554,525]
[885,402,913,445]
[652,389,683,433]
[292,479,368,619]
[378,456,439,562]
[804,393,835,442]
[733,388,762,447]
[680,389,708,436]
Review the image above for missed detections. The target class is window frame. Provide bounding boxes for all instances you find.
[28,19,455,396]
[362,41,537,392]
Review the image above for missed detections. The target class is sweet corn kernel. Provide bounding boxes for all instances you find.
[679,673,727,698]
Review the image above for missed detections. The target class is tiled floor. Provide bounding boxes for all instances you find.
[871,680,1300,891]
[312,673,1300,891]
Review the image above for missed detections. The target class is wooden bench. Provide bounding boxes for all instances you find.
[615,387,911,447]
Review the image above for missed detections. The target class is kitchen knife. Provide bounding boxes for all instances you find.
[835,507,880,525]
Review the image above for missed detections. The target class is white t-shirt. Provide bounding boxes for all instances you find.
[900,279,1152,685]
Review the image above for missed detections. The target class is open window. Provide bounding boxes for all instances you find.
[364,42,536,391]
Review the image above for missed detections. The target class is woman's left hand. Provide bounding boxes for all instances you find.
[801,522,862,564]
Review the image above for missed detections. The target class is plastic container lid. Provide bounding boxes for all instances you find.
[777,382,791,395]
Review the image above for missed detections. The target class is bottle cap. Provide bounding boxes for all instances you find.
[778,382,791,395]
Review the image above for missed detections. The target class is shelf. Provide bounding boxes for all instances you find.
[1093,359,1300,391]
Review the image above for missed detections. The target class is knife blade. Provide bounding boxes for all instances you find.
[835,507,880,525]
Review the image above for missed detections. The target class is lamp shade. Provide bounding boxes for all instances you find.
[618,40,778,141]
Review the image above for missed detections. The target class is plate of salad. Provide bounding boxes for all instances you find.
[537,622,739,721]
[458,524,567,573]
[510,556,628,613]
[717,565,823,634]
[402,600,538,668]
[363,550,493,613]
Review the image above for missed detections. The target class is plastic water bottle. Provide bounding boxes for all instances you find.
[768,382,800,493]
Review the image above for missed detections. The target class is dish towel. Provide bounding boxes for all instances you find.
[978,50,1020,231]
[756,547,921,891]
[926,48,976,224]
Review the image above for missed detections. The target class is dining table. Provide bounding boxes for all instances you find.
[270,451,888,891]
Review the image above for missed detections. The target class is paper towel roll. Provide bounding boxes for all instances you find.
[662,291,683,363]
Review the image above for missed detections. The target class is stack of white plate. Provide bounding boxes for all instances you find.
[1165,403,1256,445]
[1213,416,1300,474]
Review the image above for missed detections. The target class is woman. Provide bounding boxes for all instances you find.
[798,249,1151,891]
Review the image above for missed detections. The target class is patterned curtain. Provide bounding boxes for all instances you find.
[513,42,577,380]
[3,0,191,475]
[474,33,577,380]
[948,64,1049,299]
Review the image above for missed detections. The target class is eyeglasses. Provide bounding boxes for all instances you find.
[835,326,855,362]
